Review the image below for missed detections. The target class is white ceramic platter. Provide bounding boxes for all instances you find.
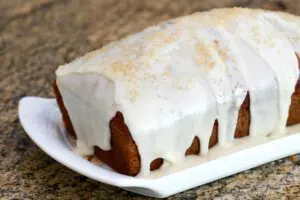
[19,97,300,198]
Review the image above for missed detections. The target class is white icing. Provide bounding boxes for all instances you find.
[55,8,300,176]
[233,38,279,137]
[235,17,299,135]
[193,27,248,144]
[147,124,300,179]
[57,74,117,151]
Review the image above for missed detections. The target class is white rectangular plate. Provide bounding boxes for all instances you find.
[18,97,300,198]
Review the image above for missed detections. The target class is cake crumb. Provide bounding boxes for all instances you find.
[289,155,297,162]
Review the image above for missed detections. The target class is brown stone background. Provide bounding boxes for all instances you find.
[1,0,300,199]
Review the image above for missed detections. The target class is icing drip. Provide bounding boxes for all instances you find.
[232,38,279,136]
[236,17,299,135]
[55,8,300,176]
[193,27,248,144]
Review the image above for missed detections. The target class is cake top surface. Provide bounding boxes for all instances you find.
[56,8,300,74]
[56,8,300,87]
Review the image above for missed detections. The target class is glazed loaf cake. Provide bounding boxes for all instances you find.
[54,8,300,176]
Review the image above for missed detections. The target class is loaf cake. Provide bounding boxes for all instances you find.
[54,8,300,176]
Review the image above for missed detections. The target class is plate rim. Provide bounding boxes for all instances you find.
[18,96,300,198]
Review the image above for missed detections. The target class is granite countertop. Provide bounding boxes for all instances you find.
[1,0,300,199]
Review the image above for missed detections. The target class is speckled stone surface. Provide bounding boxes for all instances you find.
[1,0,300,199]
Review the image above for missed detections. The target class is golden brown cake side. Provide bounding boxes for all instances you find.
[287,55,300,125]
[54,83,141,176]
